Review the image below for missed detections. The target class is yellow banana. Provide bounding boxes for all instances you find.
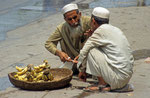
[29,69,36,77]
[34,66,40,70]
[17,76,23,80]
[48,73,54,81]
[17,74,26,80]
[26,72,34,82]
[37,80,44,82]
[44,75,48,81]
[42,75,48,81]
[34,60,49,71]
[44,60,51,69]
[15,66,23,72]
[34,68,43,73]
[42,75,44,80]
[14,74,19,78]
[17,67,27,75]
[36,73,43,80]
[43,60,48,64]
[39,60,49,68]
[27,76,33,82]
[39,63,46,68]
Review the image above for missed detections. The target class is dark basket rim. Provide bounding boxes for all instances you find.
[8,68,73,90]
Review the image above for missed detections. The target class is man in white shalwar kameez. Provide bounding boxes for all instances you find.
[77,7,134,92]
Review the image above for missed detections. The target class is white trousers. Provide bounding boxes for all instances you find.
[86,48,131,89]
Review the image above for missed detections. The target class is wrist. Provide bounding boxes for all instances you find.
[56,50,61,56]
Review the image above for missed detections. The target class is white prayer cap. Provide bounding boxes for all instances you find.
[62,4,78,14]
[92,7,110,19]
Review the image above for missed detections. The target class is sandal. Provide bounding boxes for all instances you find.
[111,84,134,92]
[83,84,110,92]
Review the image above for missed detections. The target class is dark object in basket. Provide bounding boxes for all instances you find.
[8,68,73,90]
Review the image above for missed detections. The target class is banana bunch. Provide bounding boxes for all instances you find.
[16,67,28,75]
[34,60,51,73]
[47,73,54,81]
[34,71,53,82]
[14,74,27,81]
[42,69,54,81]
[26,72,34,82]
[35,72,43,81]
[14,60,54,82]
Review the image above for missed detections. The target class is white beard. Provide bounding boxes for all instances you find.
[70,25,82,39]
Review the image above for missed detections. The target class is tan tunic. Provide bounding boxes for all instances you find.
[45,16,91,59]
[77,24,134,89]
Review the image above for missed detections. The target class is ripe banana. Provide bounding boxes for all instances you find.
[48,73,54,81]
[34,66,40,70]
[26,72,34,82]
[36,73,43,80]
[42,75,48,81]
[15,66,23,72]
[14,74,19,78]
[16,67,28,75]
[17,74,26,80]
[31,70,37,78]
[34,68,44,73]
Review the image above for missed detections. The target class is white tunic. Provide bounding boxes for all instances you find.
[77,24,134,89]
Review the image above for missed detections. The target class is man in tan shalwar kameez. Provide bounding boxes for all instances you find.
[77,7,134,92]
[45,4,91,74]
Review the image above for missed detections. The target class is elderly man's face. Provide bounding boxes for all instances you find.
[64,10,81,27]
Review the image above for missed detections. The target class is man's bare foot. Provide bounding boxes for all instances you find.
[83,85,111,92]
[100,86,111,92]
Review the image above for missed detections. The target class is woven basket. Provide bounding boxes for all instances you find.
[8,68,73,90]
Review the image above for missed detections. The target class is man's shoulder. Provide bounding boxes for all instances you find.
[99,24,118,30]
[81,16,91,29]
[57,22,68,29]
[95,24,113,33]
[81,16,91,21]
[98,24,123,35]
[81,16,90,19]
[101,24,112,28]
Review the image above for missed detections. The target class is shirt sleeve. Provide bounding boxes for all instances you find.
[45,26,62,55]
[77,29,107,70]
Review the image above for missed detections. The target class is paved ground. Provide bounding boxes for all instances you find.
[0,5,150,98]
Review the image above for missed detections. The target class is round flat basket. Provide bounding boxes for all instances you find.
[8,68,73,90]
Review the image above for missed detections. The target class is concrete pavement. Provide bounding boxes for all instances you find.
[0,6,150,98]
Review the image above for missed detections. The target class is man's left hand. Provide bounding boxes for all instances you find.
[78,72,87,82]
[72,55,79,63]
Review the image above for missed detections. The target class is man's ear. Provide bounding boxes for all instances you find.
[78,12,81,19]
[64,17,67,21]
[79,12,81,16]
[64,16,68,22]
[64,14,67,21]
[91,18,95,24]
[92,18,96,24]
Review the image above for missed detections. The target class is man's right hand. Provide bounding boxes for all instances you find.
[84,29,93,37]
[56,50,72,62]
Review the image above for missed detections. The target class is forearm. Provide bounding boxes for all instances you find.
[45,27,62,55]
[77,32,102,69]
[77,39,94,70]
[78,58,86,72]
[55,49,61,57]
[45,41,58,55]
